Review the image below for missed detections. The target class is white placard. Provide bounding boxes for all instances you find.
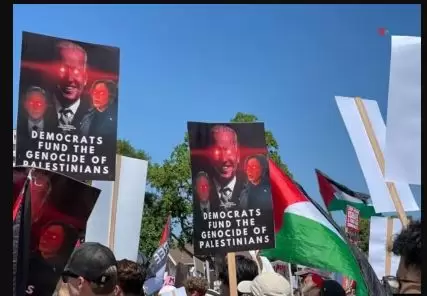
[385,36,421,185]
[368,217,402,279]
[86,155,148,261]
[335,96,419,213]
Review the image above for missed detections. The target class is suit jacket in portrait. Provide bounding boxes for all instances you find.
[204,173,246,212]
[43,95,93,136]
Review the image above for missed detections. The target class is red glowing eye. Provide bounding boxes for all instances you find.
[226,149,231,155]
[73,69,79,75]
[59,67,65,73]
[214,149,220,156]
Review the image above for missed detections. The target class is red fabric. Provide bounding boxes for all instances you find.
[159,215,171,245]
[315,170,336,207]
[268,159,307,233]
[311,273,324,287]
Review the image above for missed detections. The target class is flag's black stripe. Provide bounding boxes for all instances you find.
[316,169,371,203]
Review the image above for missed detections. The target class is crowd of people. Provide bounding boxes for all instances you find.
[50,219,421,296]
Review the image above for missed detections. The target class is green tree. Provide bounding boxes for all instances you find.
[230,112,292,177]
[340,218,370,254]
[357,218,370,254]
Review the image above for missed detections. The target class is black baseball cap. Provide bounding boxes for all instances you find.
[63,242,118,294]
[320,280,346,296]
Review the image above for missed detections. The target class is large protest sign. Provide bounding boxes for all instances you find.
[188,122,275,255]
[384,36,421,185]
[86,155,148,261]
[16,31,120,181]
[13,166,100,296]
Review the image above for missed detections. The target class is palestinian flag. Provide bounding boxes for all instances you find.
[315,169,379,218]
[262,160,386,296]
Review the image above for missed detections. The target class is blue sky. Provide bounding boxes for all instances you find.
[13,4,421,223]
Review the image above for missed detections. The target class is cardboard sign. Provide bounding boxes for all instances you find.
[16,31,120,181]
[187,122,275,255]
[345,206,360,232]
[85,155,148,261]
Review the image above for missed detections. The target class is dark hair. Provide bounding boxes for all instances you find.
[319,280,346,296]
[184,276,208,295]
[218,255,258,286]
[90,80,118,105]
[117,259,145,295]
[391,220,421,270]
[244,154,269,183]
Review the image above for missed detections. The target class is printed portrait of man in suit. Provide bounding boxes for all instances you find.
[21,86,49,137]
[207,125,245,210]
[50,41,92,134]
[15,32,120,181]
[188,122,276,255]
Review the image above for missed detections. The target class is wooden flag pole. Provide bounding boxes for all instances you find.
[108,155,121,251]
[354,97,409,227]
[384,217,393,276]
[227,252,238,296]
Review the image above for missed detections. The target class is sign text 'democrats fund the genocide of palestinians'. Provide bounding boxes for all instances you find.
[187,122,275,255]
[16,31,120,181]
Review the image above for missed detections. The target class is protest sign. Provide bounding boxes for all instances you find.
[16,31,120,181]
[13,166,100,296]
[187,122,275,255]
[86,155,148,261]
[345,205,360,233]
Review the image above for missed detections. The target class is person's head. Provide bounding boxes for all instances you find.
[244,155,268,186]
[210,125,240,184]
[184,277,208,296]
[62,242,118,296]
[54,280,71,296]
[218,255,259,296]
[23,87,48,120]
[391,219,421,294]
[295,271,324,296]
[116,259,145,296]
[195,172,211,202]
[55,41,88,103]
[90,80,117,112]
[38,221,78,258]
[237,272,291,296]
[319,280,346,296]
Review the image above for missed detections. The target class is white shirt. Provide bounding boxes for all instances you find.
[55,98,80,122]
[200,200,210,212]
[214,176,236,202]
[28,119,44,132]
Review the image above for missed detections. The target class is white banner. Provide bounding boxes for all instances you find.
[85,155,148,261]
[385,36,421,185]
[335,96,419,213]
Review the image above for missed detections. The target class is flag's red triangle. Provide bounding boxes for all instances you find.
[315,169,336,208]
[268,159,307,233]
[159,215,171,245]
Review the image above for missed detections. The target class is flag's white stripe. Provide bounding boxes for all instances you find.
[332,184,364,204]
[285,201,344,241]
